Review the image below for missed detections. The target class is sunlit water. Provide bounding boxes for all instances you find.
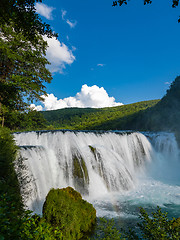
[14,130,180,225]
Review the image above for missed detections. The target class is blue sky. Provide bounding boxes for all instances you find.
[33,0,180,110]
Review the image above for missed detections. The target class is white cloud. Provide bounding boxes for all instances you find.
[35,3,55,20]
[61,9,77,28]
[97,63,105,67]
[30,104,43,111]
[165,82,170,85]
[44,36,75,73]
[66,19,77,28]
[61,9,67,20]
[32,85,123,111]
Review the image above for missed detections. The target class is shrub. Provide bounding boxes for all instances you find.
[0,127,24,239]
[94,207,180,240]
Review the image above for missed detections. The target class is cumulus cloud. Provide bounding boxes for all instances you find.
[35,3,55,20]
[32,85,123,111]
[44,36,75,73]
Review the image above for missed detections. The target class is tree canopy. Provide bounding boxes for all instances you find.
[0,0,55,126]
[0,23,52,110]
[0,0,57,41]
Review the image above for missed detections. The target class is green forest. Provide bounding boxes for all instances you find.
[41,100,159,130]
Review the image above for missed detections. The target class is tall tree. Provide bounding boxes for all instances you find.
[0,1,56,126]
[0,23,52,122]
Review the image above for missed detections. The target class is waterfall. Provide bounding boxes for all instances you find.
[14,130,179,214]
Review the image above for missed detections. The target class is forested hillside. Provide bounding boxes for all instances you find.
[42,100,159,130]
[130,76,180,142]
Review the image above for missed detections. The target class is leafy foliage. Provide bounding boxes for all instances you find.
[0,23,52,112]
[0,127,23,239]
[43,187,96,240]
[0,127,19,185]
[0,0,56,40]
[94,207,180,239]
[4,110,47,131]
[94,218,123,240]
[0,0,56,126]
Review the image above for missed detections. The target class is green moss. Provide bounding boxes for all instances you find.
[81,158,89,184]
[43,187,96,240]
[73,155,84,179]
[72,154,89,194]
[89,145,96,155]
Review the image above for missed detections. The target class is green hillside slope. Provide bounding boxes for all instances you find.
[42,100,159,130]
[133,76,180,142]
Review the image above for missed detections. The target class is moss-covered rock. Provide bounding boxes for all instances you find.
[43,187,96,240]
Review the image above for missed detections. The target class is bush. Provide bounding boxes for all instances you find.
[0,127,23,239]
[0,127,18,182]
[43,187,96,239]
[94,207,180,240]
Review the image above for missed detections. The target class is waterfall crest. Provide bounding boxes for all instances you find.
[14,130,178,213]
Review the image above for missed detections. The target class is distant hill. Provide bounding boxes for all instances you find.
[41,100,159,130]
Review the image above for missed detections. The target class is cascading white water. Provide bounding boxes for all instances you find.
[14,130,180,216]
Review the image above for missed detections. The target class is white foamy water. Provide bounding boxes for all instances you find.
[14,130,180,218]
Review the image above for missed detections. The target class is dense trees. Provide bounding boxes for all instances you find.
[41,100,158,130]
